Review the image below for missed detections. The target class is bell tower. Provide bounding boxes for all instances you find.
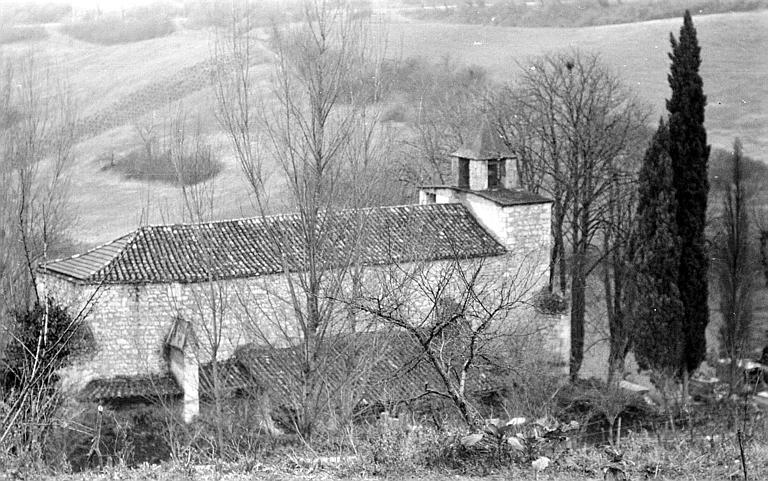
[450,123,518,191]
[418,121,551,266]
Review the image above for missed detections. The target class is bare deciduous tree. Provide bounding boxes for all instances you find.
[713,139,758,393]
[0,53,92,459]
[351,252,547,427]
[601,155,640,387]
[0,52,77,326]
[214,0,395,440]
[497,50,649,379]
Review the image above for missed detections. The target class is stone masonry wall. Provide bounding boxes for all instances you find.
[457,194,551,282]
[469,160,488,190]
[41,250,567,394]
[501,202,552,282]
[503,158,519,189]
[39,273,289,392]
[39,197,565,395]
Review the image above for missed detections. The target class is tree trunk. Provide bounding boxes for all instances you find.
[212,357,224,458]
[760,231,768,287]
[570,255,586,381]
[453,393,475,428]
[606,271,630,388]
[606,338,627,388]
[550,201,565,292]
[549,235,559,292]
[559,241,568,293]
[605,252,630,387]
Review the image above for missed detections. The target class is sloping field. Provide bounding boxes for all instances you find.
[1,11,763,245]
[1,26,276,245]
[386,9,768,163]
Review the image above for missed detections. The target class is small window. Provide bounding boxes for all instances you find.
[458,158,470,188]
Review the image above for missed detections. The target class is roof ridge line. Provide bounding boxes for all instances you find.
[91,229,145,282]
[41,231,137,267]
[132,202,466,230]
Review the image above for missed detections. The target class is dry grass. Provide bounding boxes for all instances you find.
[26,428,768,480]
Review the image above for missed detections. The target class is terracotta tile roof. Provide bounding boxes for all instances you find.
[236,331,505,405]
[78,374,181,402]
[198,358,255,396]
[41,204,506,284]
[79,360,255,403]
[78,333,505,405]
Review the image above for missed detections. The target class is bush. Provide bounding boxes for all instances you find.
[355,416,447,475]
[502,363,568,421]
[0,3,71,24]
[3,297,94,390]
[0,26,48,44]
[60,14,175,45]
[44,405,174,471]
[533,289,569,315]
[555,378,655,445]
[101,145,222,186]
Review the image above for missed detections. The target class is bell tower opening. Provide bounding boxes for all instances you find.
[487,159,506,189]
[458,158,470,188]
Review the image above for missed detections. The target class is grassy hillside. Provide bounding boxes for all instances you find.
[0,10,764,246]
[403,0,768,27]
[385,9,768,164]
[1,24,277,245]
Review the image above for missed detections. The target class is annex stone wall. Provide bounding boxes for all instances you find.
[40,246,568,395]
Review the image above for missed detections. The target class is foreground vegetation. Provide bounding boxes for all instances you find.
[4,377,768,480]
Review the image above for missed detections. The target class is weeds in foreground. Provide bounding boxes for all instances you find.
[3,397,768,480]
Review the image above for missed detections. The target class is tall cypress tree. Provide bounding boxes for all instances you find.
[667,10,710,375]
[631,120,683,375]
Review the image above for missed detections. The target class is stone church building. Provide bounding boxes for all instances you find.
[38,129,570,422]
